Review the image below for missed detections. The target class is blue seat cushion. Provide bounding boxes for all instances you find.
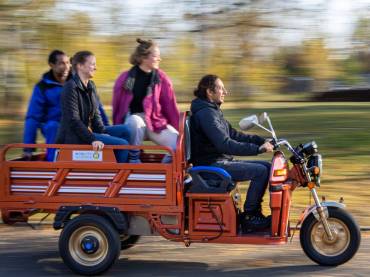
[187,166,235,193]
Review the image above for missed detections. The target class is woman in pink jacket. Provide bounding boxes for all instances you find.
[112,39,180,163]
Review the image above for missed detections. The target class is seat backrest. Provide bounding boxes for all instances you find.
[184,115,191,162]
[184,113,235,193]
[188,166,235,193]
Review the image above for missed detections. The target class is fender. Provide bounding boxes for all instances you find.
[53,205,128,232]
[300,201,346,223]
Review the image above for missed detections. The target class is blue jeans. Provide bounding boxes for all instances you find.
[41,121,59,161]
[94,125,130,163]
[211,160,271,213]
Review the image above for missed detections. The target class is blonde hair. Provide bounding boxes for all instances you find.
[129,38,157,65]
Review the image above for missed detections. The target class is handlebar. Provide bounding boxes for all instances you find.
[246,112,314,183]
[275,139,312,182]
[275,139,302,159]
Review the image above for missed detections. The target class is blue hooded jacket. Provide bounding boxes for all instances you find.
[23,70,109,147]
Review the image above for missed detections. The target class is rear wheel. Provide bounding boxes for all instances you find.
[1,209,14,225]
[300,207,361,266]
[59,214,120,275]
[120,235,140,250]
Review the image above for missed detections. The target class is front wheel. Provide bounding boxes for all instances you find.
[300,206,361,266]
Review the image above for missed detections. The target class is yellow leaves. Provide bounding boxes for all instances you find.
[301,39,338,81]
[240,59,282,96]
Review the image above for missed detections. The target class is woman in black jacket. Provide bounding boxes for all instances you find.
[56,51,130,162]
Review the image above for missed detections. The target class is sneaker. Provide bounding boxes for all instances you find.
[129,158,141,163]
[240,211,271,233]
[128,150,141,163]
[161,154,172,163]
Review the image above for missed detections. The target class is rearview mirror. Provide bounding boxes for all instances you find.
[239,115,258,130]
[258,112,268,124]
[239,112,277,141]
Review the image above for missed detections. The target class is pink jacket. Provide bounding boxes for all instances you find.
[112,68,179,132]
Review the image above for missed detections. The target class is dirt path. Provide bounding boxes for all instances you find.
[0,224,368,276]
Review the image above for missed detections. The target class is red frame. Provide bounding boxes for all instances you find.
[0,112,296,245]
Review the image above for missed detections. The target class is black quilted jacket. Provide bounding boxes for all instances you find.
[56,74,105,145]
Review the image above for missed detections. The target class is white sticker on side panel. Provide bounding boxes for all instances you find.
[72,151,103,161]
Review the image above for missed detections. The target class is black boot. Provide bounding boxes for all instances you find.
[240,210,271,233]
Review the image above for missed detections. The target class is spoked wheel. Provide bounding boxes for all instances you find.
[120,235,141,250]
[59,214,120,275]
[300,206,361,266]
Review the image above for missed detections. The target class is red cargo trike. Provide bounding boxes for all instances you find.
[0,112,360,275]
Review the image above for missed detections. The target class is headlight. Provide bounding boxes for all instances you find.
[296,141,318,158]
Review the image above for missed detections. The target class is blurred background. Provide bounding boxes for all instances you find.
[2,0,370,111]
[0,0,370,224]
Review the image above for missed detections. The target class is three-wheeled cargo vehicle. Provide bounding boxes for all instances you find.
[0,112,361,275]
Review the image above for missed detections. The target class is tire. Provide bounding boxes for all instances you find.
[300,206,361,266]
[120,235,141,250]
[59,214,120,276]
[1,210,14,225]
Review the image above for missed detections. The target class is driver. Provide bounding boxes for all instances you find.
[190,74,274,233]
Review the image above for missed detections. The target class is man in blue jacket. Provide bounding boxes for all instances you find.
[190,74,274,233]
[23,50,109,161]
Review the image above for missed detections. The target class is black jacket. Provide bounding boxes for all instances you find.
[190,98,265,165]
[56,74,105,145]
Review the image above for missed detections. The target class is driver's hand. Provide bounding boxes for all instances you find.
[258,141,274,153]
[92,140,104,151]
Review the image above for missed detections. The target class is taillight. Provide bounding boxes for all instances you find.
[270,152,288,183]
